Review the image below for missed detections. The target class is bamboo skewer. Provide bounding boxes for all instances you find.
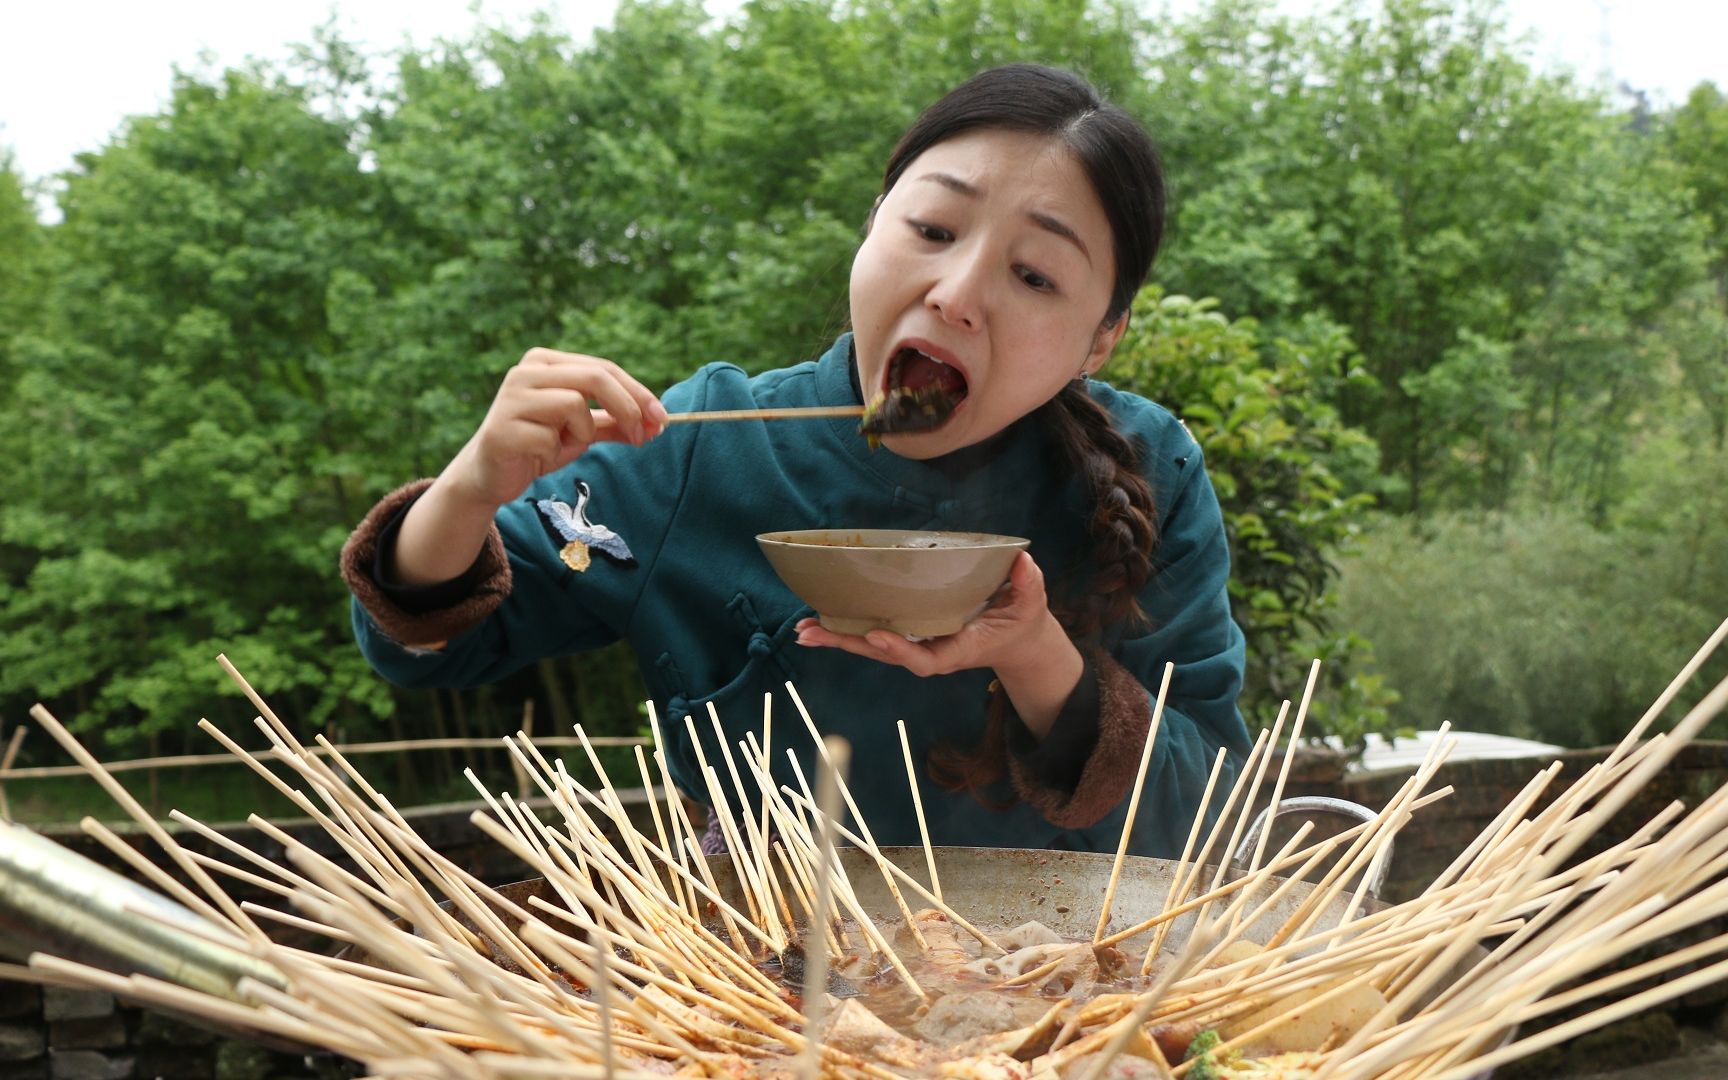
[778,750,930,998]
[1246,660,1321,878]
[778,783,1001,957]
[662,406,865,424]
[8,634,1728,1080]
[797,736,849,1080]
[785,683,933,954]
[683,714,773,943]
[1147,727,1274,966]
[895,719,942,903]
[0,723,27,822]
[1094,662,1174,943]
[1201,706,1289,919]
[705,708,789,948]
[28,705,264,943]
[1317,673,1728,1080]
[1098,787,1454,952]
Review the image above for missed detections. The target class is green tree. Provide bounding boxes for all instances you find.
[1135,0,1326,320]
[0,151,49,621]
[1664,83,1728,450]
[1107,291,1396,747]
[1143,0,1708,516]
[0,64,399,751]
[9,0,1716,775]
[0,151,45,359]
[1667,83,1728,300]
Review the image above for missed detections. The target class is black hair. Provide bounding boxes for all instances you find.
[877,63,1167,325]
[893,66,1168,801]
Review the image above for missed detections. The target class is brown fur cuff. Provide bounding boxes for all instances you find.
[338,480,512,649]
[1009,648,1153,828]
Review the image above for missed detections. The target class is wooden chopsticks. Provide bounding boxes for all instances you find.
[661,405,865,424]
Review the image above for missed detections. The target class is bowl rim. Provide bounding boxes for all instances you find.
[755,528,1031,551]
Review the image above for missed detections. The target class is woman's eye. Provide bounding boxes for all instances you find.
[910,221,953,243]
[1018,266,1056,292]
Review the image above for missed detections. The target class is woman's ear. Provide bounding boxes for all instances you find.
[862,194,884,237]
[1080,311,1131,378]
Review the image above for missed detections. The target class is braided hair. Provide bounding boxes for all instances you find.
[880,65,1169,794]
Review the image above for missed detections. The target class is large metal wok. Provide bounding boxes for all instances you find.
[0,800,1510,1076]
[429,798,1509,1077]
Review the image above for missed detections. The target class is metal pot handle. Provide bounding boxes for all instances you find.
[1230,796,1392,901]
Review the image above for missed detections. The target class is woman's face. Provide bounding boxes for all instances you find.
[849,128,1125,459]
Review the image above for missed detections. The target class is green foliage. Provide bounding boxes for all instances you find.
[0,151,49,598]
[0,65,397,750]
[0,0,1720,776]
[0,0,1163,759]
[1106,292,1397,746]
[1142,0,1713,517]
[1666,82,1728,288]
[1334,505,1728,748]
[0,151,46,362]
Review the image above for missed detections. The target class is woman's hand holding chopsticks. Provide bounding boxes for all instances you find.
[385,347,876,588]
[390,348,668,585]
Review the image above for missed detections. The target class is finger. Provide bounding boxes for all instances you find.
[515,394,638,449]
[497,417,570,474]
[582,364,664,443]
[862,631,946,677]
[587,412,660,445]
[521,357,666,442]
[795,625,897,663]
[520,346,575,367]
[1010,551,1043,592]
[508,388,598,435]
[993,552,1047,611]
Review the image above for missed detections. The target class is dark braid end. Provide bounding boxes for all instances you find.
[1041,382,1158,639]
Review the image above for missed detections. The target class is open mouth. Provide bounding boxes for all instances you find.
[859,346,969,442]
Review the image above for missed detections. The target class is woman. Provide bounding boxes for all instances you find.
[340,64,1251,858]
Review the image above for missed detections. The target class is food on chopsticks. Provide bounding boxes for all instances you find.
[859,346,968,443]
[2,620,1727,1080]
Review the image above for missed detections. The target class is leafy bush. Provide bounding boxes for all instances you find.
[1332,507,1728,747]
[1106,291,1399,749]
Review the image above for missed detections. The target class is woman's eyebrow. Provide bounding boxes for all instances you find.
[915,171,1091,264]
[1029,210,1091,265]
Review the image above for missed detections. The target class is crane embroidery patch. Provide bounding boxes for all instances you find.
[535,481,636,571]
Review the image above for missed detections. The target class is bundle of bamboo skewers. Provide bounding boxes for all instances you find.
[2,618,1727,1080]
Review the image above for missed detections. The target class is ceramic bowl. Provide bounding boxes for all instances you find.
[756,529,1030,638]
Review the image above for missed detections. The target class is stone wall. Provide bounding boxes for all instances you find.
[5,743,1726,1077]
[1,794,651,1079]
[0,981,354,1080]
[1275,740,1728,906]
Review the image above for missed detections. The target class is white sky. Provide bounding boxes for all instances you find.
[1,0,1723,195]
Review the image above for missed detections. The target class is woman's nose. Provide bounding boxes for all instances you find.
[925,253,987,331]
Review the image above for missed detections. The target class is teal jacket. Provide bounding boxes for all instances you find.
[345,335,1250,857]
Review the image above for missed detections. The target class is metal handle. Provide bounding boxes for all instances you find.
[0,819,284,998]
[1230,796,1393,901]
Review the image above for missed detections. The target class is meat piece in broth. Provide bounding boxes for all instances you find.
[819,998,929,1069]
[914,990,1021,1046]
[903,908,979,967]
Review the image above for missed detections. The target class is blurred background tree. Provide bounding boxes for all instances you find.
[1,0,1723,802]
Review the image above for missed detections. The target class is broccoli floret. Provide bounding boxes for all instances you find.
[1184,1030,1227,1080]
